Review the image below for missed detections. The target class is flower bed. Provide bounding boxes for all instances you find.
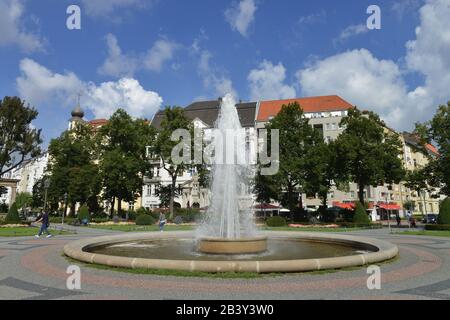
[288,224,339,228]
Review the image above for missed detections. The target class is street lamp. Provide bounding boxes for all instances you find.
[43,178,50,212]
[63,192,68,225]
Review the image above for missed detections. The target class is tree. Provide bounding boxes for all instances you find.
[14,192,32,212]
[404,167,434,216]
[415,102,450,196]
[304,140,343,207]
[153,107,192,219]
[353,201,370,224]
[47,123,100,215]
[335,108,405,204]
[155,184,175,208]
[0,96,42,176]
[438,198,450,225]
[98,109,155,218]
[5,202,20,224]
[261,102,323,218]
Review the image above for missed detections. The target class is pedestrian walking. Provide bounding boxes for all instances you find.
[159,212,167,232]
[35,211,52,238]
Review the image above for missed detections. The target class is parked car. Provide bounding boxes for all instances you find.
[422,213,438,224]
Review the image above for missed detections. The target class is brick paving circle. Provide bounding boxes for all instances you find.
[1,228,449,300]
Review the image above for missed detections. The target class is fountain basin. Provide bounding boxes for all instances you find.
[197,236,267,254]
[64,231,398,273]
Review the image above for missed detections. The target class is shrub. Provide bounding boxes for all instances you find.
[353,202,370,224]
[127,210,137,221]
[0,202,9,214]
[136,214,155,226]
[78,205,90,222]
[266,216,287,227]
[437,198,450,225]
[5,203,21,224]
[136,207,150,216]
[425,224,450,231]
[173,216,184,225]
[174,208,201,222]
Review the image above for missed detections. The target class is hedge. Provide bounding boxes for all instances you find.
[78,205,90,222]
[5,203,21,224]
[425,224,450,231]
[353,201,370,224]
[438,198,450,225]
[266,216,287,227]
[136,214,155,226]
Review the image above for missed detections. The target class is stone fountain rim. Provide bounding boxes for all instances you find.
[197,235,268,242]
[63,231,398,273]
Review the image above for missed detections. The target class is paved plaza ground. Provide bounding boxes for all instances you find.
[0,226,449,300]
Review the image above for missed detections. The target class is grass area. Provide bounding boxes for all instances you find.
[0,226,72,237]
[397,230,450,238]
[262,226,366,232]
[88,224,195,232]
[89,224,375,233]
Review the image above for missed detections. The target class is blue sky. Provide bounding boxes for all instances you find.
[1,0,449,145]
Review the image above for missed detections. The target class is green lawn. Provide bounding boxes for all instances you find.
[88,224,371,233]
[88,224,195,232]
[262,226,366,232]
[0,226,72,237]
[397,230,450,238]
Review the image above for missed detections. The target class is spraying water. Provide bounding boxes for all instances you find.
[197,94,256,239]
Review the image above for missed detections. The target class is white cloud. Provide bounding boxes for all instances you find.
[198,50,237,98]
[0,0,45,52]
[98,34,138,77]
[98,35,179,77]
[17,59,163,119]
[81,0,148,17]
[297,10,327,25]
[405,0,450,109]
[144,39,179,72]
[17,58,84,105]
[225,0,257,37]
[84,78,163,119]
[391,0,422,20]
[334,24,369,44]
[293,0,450,131]
[296,49,409,127]
[248,60,296,101]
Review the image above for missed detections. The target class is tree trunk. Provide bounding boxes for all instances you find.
[110,196,115,217]
[287,183,294,221]
[118,198,122,217]
[358,182,365,205]
[169,174,177,219]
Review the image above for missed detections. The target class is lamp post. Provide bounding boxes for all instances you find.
[43,178,50,212]
[386,190,391,234]
[63,192,68,225]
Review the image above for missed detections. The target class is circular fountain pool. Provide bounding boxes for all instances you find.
[64,231,398,273]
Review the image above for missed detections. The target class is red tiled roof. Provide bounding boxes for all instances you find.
[425,143,439,156]
[257,95,353,121]
[88,119,108,127]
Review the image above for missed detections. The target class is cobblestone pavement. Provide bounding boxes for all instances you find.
[0,226,449,300]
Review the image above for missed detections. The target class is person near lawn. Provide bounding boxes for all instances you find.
[159,212,166,232]
[35,211,52,238]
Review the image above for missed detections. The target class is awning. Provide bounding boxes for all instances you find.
[332,201,355,210]
[379,204,402,210]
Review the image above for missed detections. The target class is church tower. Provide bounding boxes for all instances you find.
[68,102,85,130]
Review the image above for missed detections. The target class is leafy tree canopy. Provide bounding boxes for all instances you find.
[0,96,42,176]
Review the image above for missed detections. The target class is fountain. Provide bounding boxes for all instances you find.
[64,94,398,273]
[196,94,266,254]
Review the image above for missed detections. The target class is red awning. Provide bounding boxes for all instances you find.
[332,201,355,210]
[379,204,402,210]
